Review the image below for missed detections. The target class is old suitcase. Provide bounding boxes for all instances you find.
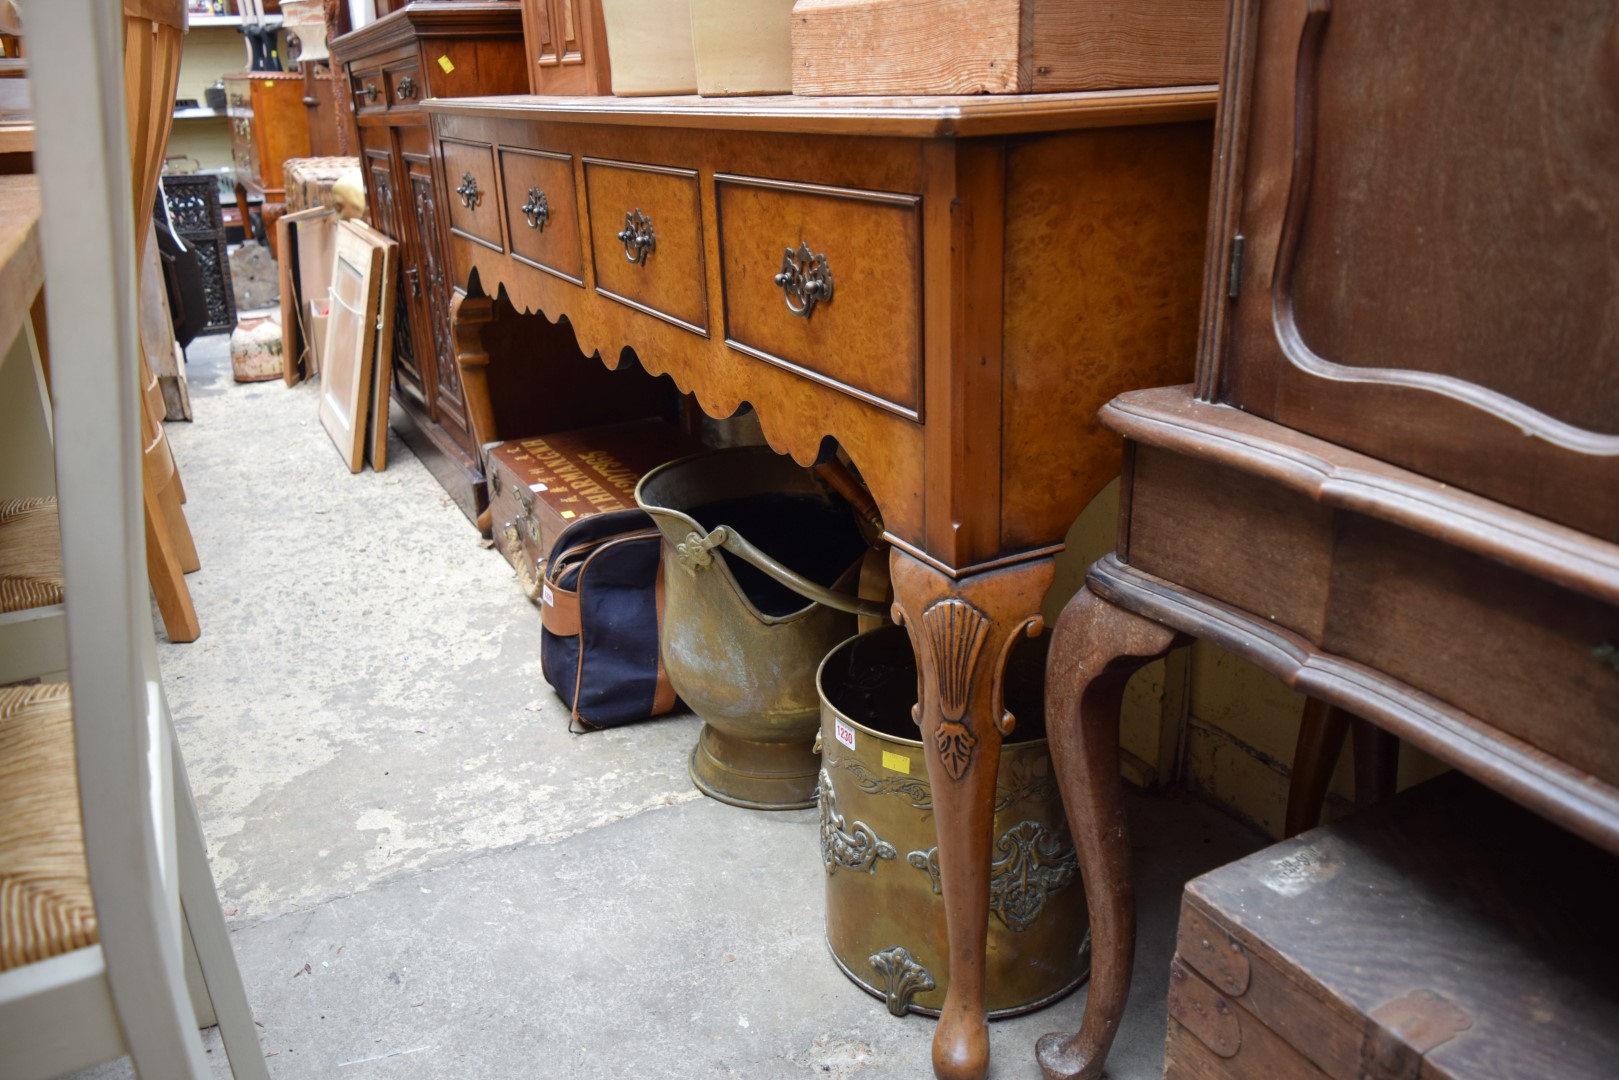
[1165,773,1619,1080]
[486,418,701,599]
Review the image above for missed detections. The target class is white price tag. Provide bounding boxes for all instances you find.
[834,719,856,751]
[529,482,548,493]
[541,583,554,607]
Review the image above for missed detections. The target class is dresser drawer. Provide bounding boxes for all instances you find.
[716,174,921,420]
[386,61,424,110]
[583,158,708,335]
[500,147,583,285]
[351,66,386,113]
[442,138,504,253]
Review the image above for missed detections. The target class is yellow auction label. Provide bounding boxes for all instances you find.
[438,55,456,74]
[881,750,911,775]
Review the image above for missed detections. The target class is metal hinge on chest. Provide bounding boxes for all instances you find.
[1359,989,1472,1080]
[1227,234,1245,299]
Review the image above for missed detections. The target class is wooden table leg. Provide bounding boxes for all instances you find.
[890,550,1056,1080]
[1036,585,1184,1080]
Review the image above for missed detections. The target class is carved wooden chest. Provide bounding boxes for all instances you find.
[1165,774,1619,1080]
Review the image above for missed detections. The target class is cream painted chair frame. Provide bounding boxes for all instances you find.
[0,4,269,1078]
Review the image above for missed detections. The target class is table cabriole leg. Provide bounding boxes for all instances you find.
[889,550,1056,1080]
[1036,585,1185,1080]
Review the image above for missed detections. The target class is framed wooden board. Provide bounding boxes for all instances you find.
[277,206,337,387]
[317,220,382,473]
[346,219,397,472]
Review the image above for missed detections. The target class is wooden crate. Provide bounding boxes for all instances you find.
[1166,774,1619,1079]
[790,0,1225,96]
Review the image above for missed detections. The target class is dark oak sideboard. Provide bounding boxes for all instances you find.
[332,2,526,521]
[424,90,1216,1080]
[1038,2,1619,1078]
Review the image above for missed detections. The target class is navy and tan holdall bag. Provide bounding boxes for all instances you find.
[538,508,679,730]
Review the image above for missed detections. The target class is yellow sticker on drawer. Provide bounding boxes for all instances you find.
[438,55,455,74]
[881,750,911,775]
[560,510,576,519]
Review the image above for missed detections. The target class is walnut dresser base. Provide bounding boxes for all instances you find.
[425,90,1217,1080]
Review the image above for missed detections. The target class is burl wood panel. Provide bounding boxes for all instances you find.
[441,137,504,251]
[791,0,1224,96]
[1213,0,1619,540]
[716,174,921,419]
[499,147,584,284]
[998,122,1211,551]
[583,158,709,335]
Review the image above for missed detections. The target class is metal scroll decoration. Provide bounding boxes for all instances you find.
[521,187,550,230]
[908,820,1078,932]
[868,946,936,1017]
[455,171,480,210]
[827,755,933,810]
[617,208,655,265]
[395,75,416,101]
[773,241,833,319]
[819,769,897,875]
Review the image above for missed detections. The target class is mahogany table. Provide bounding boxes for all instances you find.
[424,90,1215,1080]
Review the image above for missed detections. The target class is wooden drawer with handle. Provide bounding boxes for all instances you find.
[351,67,386,113]
[582,157,708,335]
[499,147,584,286]
[442,138,505,253]
[386,62,424,110]
[716,174,921,420]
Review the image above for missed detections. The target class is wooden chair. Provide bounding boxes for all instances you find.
[126,0,202,643]
[0,5,268,1077]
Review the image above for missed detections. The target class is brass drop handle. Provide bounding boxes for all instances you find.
[617,208,655,265]
[363,81,379,102]
[395,76,417,101]
[774,241,834,318]
[521,187,549,230]
[456,171,480,210]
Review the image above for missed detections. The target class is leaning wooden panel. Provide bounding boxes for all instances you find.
[348,219,398,471]
[318,221,383,473]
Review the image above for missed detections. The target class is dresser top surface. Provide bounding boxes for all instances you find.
[424,87,1218,138]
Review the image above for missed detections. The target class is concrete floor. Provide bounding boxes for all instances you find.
[79,334,1265,1080]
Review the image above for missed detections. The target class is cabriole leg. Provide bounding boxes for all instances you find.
[1036,585,1185,1080]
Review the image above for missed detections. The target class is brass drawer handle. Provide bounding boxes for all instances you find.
[396,76,417,101]
[456,172,480,210]
[521,187,549,230]
[362,81,379,102]
[617,208,655,265]
[774,241,834,318]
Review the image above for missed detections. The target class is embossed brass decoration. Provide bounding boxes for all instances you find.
[455,172,480,210]
[934,720,977,781]
[989,821,1078,931]
[395,75,417,100]
[819,769,897,874]
[908,821,1078,932]
[828,755,932,809]
[868,947,936,1017]
[922,598,989,721]
[773,241,834,318]
[617,208,656,265]
[521,187,550,230]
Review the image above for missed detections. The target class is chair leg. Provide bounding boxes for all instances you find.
[1350,717,1399,808]
[157,468,201,573]
[1284,698,1351,838]
[172,733,270,1080]
[145,481,200,642]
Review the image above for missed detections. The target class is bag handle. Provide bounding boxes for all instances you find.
[682,526,887,618]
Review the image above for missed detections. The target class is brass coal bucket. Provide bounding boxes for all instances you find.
[636,446,882,810]
[817,625,1090,1017]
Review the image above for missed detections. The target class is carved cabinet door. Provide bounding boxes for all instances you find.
[1211,0,1619,540]
[407,153,474,457]
[360,126,430,417]
[520,0,610,94]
